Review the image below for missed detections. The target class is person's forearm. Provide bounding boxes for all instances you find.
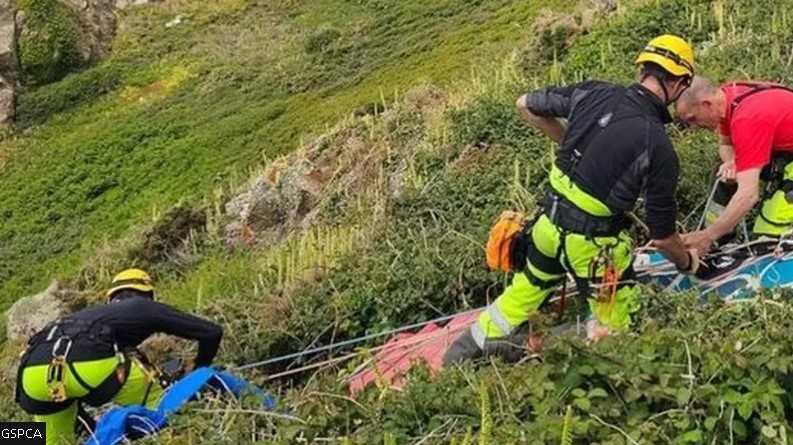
[706,187,757,239]
[515,93,567,144]
[195,323,223,367]
[533,117,566,144]
[718,144,734,163]
[518,109,566,144]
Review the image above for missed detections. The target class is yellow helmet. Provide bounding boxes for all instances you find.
[106,268,155,299]
[635,34,695,78]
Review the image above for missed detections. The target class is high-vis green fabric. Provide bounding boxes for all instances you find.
[549,165,613,217]
[22,359,163,445]
[471,214,639,347]
[755,160,793,235]
[706,159,793,237]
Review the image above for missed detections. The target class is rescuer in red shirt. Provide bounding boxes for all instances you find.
[675,76,793,254]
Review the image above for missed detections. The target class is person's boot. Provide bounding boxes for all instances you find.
[442,330,482,366]
[482,337,528,363]
[442,329,528,367]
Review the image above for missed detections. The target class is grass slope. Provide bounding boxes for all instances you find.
[6,0,793,442]
[0,0,566,311]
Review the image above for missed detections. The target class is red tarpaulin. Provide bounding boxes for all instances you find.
[348,310,482,396]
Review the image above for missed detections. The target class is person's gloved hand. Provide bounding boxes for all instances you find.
[159,358,187,388]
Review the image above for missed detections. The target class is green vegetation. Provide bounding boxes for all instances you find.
[17,0,83,85]
[271,291,793,444]
[4,0,793,442]
[1,0,568,310]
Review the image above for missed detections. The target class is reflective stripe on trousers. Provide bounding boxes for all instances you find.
[470,214,639,348]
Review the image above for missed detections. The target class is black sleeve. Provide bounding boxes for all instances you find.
[133,299,223,368]
[644,138,680,239]
[524,81,601,119]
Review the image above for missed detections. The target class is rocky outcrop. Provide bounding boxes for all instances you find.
[222,85,449,247]
[520,1,620,70]
[61,0,117,64]
[224,159,328,246]
[5,281,72,342]
[114,0,153,9]
[15,0,137,88]
[0,0,17,125]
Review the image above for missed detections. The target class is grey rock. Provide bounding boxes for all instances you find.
[223,159,326,246]
[115,0,152,9]
[0,78,15,124]
[0,2,17,125]
[585,0,619,15]
[165,14,184,29]
[61,0,117,63]
[387,159,408,200]
[5,281,70,342]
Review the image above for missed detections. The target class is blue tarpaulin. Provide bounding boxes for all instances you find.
[84,368,277,445]
[634,241,793,301]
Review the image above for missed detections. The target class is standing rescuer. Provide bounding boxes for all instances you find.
[443,35,700,366]
[675,76,793,253]
[15,268,223,445]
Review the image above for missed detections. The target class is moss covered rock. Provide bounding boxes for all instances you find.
[17,0,82,85]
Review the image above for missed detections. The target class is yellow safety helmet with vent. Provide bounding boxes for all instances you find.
[106,268,155,299]
[635,34,695,78]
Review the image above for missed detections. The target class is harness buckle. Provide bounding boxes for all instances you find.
[49,381,67,402]
[590,245,619,304]
[44,336,74,403]
[548,194,559,223]
[46,356,68,402]
[51,337,73,361]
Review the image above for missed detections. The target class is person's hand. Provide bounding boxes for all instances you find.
[682,230,716,257]
[158,357,187,388]
[676,249,701,276]
[717,161,736,182]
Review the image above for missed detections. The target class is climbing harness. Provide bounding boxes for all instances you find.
[544,191,629,238]
[16,319,131,415]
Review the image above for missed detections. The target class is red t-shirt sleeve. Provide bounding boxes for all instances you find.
[718,120,730,137]
[731,115,775,172]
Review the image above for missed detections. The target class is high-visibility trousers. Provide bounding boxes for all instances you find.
[706,159,793,237]
[19,358,163,445]
[470,213,639,347]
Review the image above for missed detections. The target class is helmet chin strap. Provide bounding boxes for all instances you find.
[658,80,672,105]
[644,73,691,106]
[640,73,673,105]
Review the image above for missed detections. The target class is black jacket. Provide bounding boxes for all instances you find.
[64,296,222,367]
[526,81,679,239]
